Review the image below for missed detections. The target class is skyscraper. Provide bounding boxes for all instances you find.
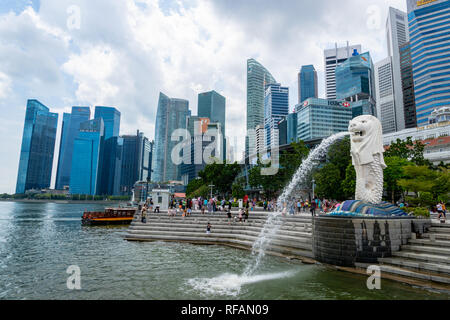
[385,7,410,131]
[375,57,397,133]
[246,58,276,156]
[152,92,190,182]
[324,43,362,99]
[69,118,104,196]
[400,42,418,128]
[98,136,123,196]
[298,65,318,104]
[407,0,450,126]
[16,99,58,194]
[296,98,353,142]
[55,106,91,190]
[264,83,289,149]
[335,50,376,117]
[198,90,226,158]
[94,106,121,140]
[120,131,152,195]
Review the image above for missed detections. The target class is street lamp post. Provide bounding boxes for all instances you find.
[312,179,316,200]
[208,184,215,199]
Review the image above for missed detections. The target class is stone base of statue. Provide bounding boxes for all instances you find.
[312,202,429,267]
[329,200,409,217]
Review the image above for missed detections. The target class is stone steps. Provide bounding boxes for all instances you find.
[126,212,314,260]
[379,257,450,276]
[377,223,450,286]
[379,265,450,285]
[423,233,450,241]
[409,238,450,248]
[128,225,312,239]
[392,251,450,265]
[401,245,450,256]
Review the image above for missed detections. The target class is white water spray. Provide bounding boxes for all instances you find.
[186,132,350,295]
[243,132,350,276]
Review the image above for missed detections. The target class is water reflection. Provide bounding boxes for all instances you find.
[0,201,448,300]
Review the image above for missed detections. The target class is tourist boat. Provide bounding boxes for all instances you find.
[82,207,137,226]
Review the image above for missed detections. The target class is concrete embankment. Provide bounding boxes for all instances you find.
[125,211,315,262]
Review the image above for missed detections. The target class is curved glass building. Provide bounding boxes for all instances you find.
[152,93,190,182]
[246,58,276,156]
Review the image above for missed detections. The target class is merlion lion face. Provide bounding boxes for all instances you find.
[348,115,378,144]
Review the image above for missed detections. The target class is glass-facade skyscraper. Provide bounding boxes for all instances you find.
[264,83,289,149]
[400,42,418,128]
[324,43,362,100]
[69,118,104,195]
[296,98,353,142]
[120,131,152,195]
[246,58,276,156]
[94,106,121,140]
[407,0,450,126]
[152,92,190,182]
[336,50,376,117]
[198,90,226,158]
[16,99,58,194]
[55,106,91,190]
[298,65,318,104]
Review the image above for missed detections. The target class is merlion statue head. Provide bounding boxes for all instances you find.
[348,115,386,168]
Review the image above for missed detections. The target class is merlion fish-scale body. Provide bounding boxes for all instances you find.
[348,115,386,204]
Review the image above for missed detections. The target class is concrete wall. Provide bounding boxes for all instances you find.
[312,216,429,267]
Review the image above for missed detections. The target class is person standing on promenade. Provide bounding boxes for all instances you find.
[206,223,212,235]
[310,199,317,217]
[437,202,446,222]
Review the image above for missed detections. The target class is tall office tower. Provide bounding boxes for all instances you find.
[94,106,121,140]
[407,0,450,126]
[120,131,152,195]
[198,90,226,158]
[298,65,318,104]
[386,7,410,131]
[399,42,418,128]
[181,116,209,185]
[16,99,58,194]
[255,125,265,155]
[324,43,362,99]
[55,106,91,190]
[98,136,123,196]
[152,92,190,182]
[336,50,376,117]
[246,58,276,156]
[69,118,105,196]
[264,83,289,149]
[375,57,397,133]
[296,98,353,142]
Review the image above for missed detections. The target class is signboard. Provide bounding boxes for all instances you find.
[417,0,438,7]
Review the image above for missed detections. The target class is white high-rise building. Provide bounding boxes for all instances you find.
[385,7,409,131]
[375,57,397,133]
[324,43,362,100]
[255,125,265,155]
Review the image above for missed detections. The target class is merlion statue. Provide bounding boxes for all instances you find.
[348,115,386,204]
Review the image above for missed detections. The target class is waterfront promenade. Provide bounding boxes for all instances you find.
[125,209,450,293]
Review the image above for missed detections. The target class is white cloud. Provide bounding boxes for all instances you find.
[0,0,408,193]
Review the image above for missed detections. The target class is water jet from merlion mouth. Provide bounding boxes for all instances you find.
[242,131,350,276]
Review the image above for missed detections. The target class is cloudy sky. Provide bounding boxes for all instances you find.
[0,0,407,193]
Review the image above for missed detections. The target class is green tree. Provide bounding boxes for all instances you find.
[232,183,245,199]
[342,163,356,199]
[398,166,438,196]
[197,162,241,197]
[313,163,344,200]
[383,156,412,203]
[384,137,431,166]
